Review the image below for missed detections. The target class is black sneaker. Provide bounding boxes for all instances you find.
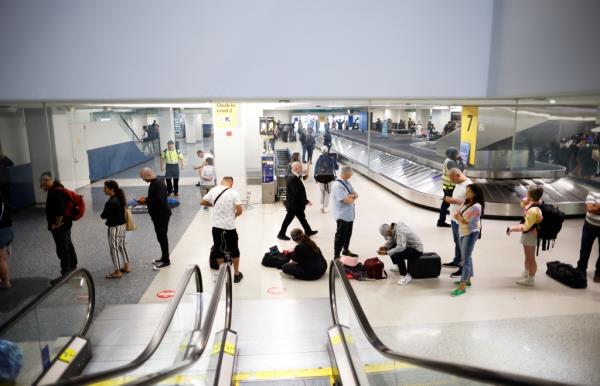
[195,182,201,187]
[234,272,244,283]
[442,261,460,268]
[343,250,358,258]
[307,230,318,236]
[152,258,163,264]
[437,222,451,228]
[450,269,462,278]
[153,261,171,270]
[277,234,291,241]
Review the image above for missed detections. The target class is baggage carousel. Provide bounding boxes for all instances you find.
[327,133,594,217]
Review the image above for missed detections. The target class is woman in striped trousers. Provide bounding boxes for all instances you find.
[101,180,131,278]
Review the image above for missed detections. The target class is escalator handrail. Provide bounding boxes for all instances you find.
[329,259,569,386]
[0,268,95,337]
[123,263,233,386]
[54,264,203,386]
[118,114,144,143]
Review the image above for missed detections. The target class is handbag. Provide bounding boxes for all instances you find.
[125,207,136,231]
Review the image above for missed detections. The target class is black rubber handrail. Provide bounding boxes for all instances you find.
[329,259,570,386]
[122,263,233,386]
[119,114,144,143]
[54,264,203,386]
[0,268,95,337]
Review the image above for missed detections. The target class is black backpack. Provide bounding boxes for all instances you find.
[314,156,336,184]
[534,203,565,254]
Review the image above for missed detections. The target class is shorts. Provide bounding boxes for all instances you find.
[0,228,13,248]
[211,227,240,258]
[520,231,538,247]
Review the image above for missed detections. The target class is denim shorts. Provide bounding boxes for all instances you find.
[520,231,538,247]
[0,228,14,248]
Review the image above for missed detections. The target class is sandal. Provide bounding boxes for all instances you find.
[105,273,122,279]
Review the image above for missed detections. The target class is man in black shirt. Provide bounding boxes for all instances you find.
[40,172,77,284]
[277,162,318,240]
[139,167,172,269]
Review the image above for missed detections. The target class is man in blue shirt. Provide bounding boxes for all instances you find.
[331,165,359,258]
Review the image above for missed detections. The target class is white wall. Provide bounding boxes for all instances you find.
[83,120,132,150]
[487,0,600,97]
[0,0,494,101]
[0,111,30,165]
[213,104,248,196]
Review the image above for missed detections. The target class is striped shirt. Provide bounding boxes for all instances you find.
[586,192,600,227]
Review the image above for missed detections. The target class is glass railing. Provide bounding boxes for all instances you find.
[329,259,567,386]
[56,265,204,386]
[0,269,95,386]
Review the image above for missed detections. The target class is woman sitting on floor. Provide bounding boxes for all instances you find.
[281,229,327,281]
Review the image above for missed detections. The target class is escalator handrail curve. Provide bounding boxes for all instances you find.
[0,268,95,337]
[54,264,203,386]
[329,259,569,386]
[123,263,233,386]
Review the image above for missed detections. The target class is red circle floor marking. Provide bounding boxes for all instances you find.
[156,289,176,299]
[267,286,286,295]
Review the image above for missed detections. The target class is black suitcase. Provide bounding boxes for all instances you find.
[410,252,441,279]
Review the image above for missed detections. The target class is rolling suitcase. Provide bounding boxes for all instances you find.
[409,252,441,279]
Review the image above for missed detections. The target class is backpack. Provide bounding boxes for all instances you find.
[59,188,85,221]
[546,261,586,289]
[343,262,369,280]
[526,203,565,254]
[314,156,336,184]
[261,252,291,269]
[363,257,387,280]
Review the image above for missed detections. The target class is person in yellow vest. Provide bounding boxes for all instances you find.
[160,140,184,196]
[437,147,464,227]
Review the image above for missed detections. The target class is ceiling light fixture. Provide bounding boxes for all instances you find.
[548,99,557,104]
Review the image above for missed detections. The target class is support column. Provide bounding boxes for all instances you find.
[24,107,58,204]
[158,108,175,151]
[184,112,202,144]
[212,103,248,196]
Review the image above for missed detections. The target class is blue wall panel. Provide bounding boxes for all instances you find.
[8,163,35,210]
[88,141,152,182]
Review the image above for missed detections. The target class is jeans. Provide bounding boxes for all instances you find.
[438,188,454,224]
[306,146,315,163]
[319,182,333,209]
[152,215,171,263]
[279,209,313,235]
[51,225,78,275]
[451,221,461,264]
[577,221,600,274]
[460,232,478,282]
[391,248,422,276]
[334,219,354,257]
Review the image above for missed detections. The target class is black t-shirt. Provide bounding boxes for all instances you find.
[0,192,11,228]
[146,178,171,218]
[101,196,126,227]
[292,242,327,269]
[45,184,71,230]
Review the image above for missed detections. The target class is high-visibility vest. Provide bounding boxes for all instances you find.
[163,149,182,164]
[442,158,455,190]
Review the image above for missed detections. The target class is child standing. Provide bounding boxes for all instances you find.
[199,158,216,211]
[507,185,544,286]
[451,184,485,297]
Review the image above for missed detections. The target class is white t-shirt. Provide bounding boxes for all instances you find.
[203,186,241,230]
[196,153,214,168]
[450,178,472,223]
[200,165,216,186]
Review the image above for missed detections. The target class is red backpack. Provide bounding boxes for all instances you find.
[364,257,387,280]
[59,188,85,221]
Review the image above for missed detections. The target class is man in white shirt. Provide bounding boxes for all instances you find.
[577,191,600,283]
[201,176,244,283]
[194,150,214,186]
[442,168,472,278]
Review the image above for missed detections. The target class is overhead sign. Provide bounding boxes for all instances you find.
[460,106,479,166]
[213,103,238,128]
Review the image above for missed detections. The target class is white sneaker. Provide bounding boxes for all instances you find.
[516,276,535,286]
[520,270,529,279]
[390,265,400,273]
[397,274,412,285]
